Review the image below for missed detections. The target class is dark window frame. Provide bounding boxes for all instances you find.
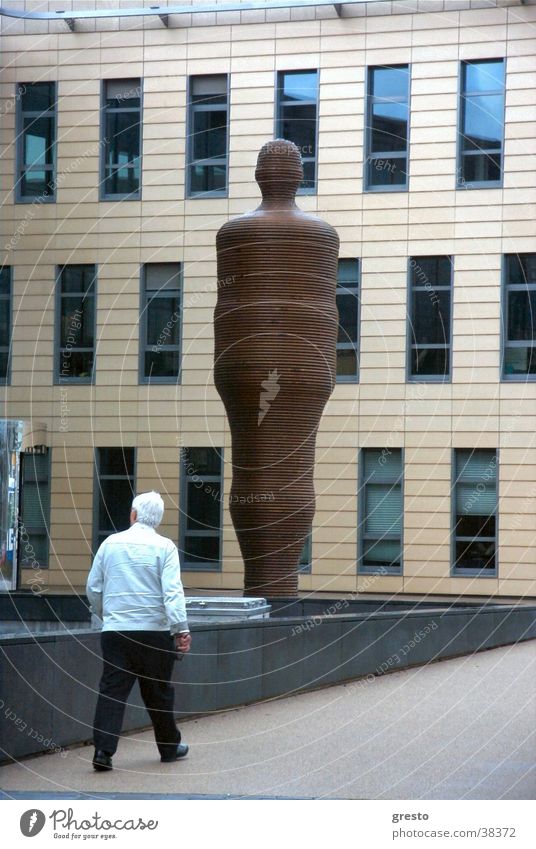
[179,447,223,572]
[336,258,360,383]
[364,64,410,193]
[15,81,57,203]
[501,253,536,381]
[275,68,319,195]
[92,447,136,554]
[298,526,312,574]
[186,73,229,199]
[451,448,498,577]
[139,262,183,385]
[407,255,453,383]
[100,78,143,201]
[358,447,404,575]
[19,449,51,570]
[456,58,505,190]
[0,265,12,385]
[54,264,97,385]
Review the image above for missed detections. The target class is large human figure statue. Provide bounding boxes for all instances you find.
[214,140,339,597]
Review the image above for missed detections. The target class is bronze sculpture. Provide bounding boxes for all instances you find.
[214,140,339,596]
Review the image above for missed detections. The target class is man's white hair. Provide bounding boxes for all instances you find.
[131,491,164,528]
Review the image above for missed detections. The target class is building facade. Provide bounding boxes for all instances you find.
[1,0,536,598]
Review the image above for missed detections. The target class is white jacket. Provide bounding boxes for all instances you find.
[86,522,189,634]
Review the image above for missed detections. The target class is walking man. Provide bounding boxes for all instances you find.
[86,490,191,771]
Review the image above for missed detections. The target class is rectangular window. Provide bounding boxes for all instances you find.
[337,259,360,381]
[408,256,452,381]
[141,263,182,383]
[453,449,497,574]
[458,59,505,187]
[101,78,142,199]
[180,447,223,571]
[365,65,409,191]
[56,265,96,383]
[16,82,56,201]
[187,74,228,197]
[298,527,312,574]
[502,254,536,379]
[0,266,12,384]
[360,449,403,573]
[276,69,318,193]
[19,450,51,569]
[94,448,136,550]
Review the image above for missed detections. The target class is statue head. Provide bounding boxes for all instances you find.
[255,139,303,201]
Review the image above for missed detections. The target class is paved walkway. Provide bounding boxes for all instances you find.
[1,642,535,800]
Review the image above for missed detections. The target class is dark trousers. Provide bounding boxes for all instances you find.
[93,630,181,759]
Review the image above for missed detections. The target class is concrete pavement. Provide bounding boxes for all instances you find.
[1,641,535,799]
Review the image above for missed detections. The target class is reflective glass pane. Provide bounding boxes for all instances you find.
[99,448,135,476]
[504,346,536,376]
[365,484,402,536]
[461,151,500,183]
[411,347,449,378]
[371,66,409,100]
[107,111,140,163]
[363,539,400,570]
[336,348,358,378]
[60,265,95,295]
[464,60,504,93]
[144,349,180,379]
[338,259,359,287]
[455,539,495,570]
[281,70,318,102]
[456,513,495,538]
[190,162,227,193]
[60,296,94,347]
[371,102,407,152]
[20,82,55,112]
[182,447,221,476]
[146,297,181,346]
[0,267,10,295]
[182,535,220,564]
[412,290,451,344]
[280,104,317,156]
[505,254,536,286]
[23,116,54,166]
[58,350,93,380]
[105,162,140,196]
[367,155,407,187]
[410,256,451,287]
[0,352,9,379]
[508,290,536,341]
[192,109,227,160]
[20,171,55,198]
[0,300,9,339]
[337,292,358,343]
[462,95,503,150]
[301,159,316,190]
[186,481,221,532]
[98,478,135,533]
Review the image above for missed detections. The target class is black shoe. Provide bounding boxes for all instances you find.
[160,743,189,763]
[92,750,113,771]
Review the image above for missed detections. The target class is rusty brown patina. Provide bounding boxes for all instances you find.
[214,140,340,597]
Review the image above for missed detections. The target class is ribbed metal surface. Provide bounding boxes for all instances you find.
[214,140,339,597]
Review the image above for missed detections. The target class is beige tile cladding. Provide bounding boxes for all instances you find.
[3,1,536,597]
